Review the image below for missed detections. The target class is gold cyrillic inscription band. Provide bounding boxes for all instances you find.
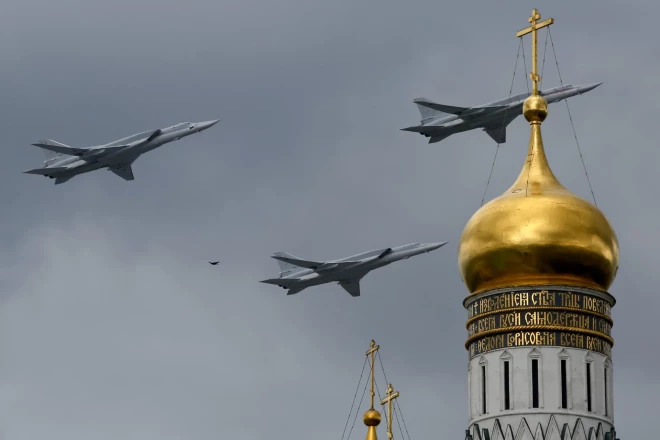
[465,288,615,357]
[466,290,612,319]
[468,331,612,358]
[467,311,612,338]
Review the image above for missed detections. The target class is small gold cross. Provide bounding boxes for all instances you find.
[365,340,380,409]
[380,384,400,440]
[516,9,554,95]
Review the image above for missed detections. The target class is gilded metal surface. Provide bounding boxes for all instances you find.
[363,340,382,440]
[380,384,400,440]
[364,409,381,440]
[463,284,617,309]
[464,324,614,348]
[364,409,382,426]
[468,311,612,340]
[468,330,612,358]
[365,340,380,409]
[516,9,554,95]
[465,289,614,318]
[465,306,613,327]
[457,9,619,294]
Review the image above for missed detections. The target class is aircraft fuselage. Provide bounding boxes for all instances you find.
[404,83,601,144]
[30,120,219,182]
[422,85,583,131]
[273,242,444,290]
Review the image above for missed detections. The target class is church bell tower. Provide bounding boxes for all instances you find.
[458,10,620,440]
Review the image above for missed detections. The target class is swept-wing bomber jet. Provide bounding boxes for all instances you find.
[402,83,601,144]
[24,120,220,184]
[260,241,448,297]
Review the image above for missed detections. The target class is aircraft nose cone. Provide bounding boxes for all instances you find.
[197,119,221,131]
[579,82,603,93]
[427,241,449,251]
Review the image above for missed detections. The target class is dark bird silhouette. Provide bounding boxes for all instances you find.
[209,261,219,265]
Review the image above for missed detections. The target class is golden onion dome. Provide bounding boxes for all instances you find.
[458,94,619,294]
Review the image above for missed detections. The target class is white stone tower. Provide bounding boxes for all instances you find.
[457,10,620,440]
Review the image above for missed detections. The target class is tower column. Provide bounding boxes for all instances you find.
[457,10,620,440]
[464,286,617,440]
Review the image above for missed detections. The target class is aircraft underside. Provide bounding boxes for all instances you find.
[34,157,137,184]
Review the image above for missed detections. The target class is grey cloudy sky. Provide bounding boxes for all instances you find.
[0,0,655,438]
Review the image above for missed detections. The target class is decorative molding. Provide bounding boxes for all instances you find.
[468,416,617,440]
[463,286,617,358]
[462,285,616,309]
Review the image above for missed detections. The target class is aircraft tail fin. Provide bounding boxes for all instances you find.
[260,278,296,286]
[33,139,71,149]
[260,278,306,296]
[272,252,324,271]
[414,97,453,123]
[286,287,306,296]
[400,125,428,133]
[272,252,303,275]
[32,139,88,156]
[428,132,453,144]
[414,98,469,116]
[54,176,74,185]
[23,166,68,175]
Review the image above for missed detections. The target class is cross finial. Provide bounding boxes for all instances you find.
[363,341,382,440]
[380,384,400,440]
[516,8,554,95]
[365,340,380,409]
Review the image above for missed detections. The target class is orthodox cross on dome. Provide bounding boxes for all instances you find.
[365,340,380,409]
[516,8,554,95]
[380,384,400,440]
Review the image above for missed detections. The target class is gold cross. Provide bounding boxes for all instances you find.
[516,8,554,95]
[365,340,380,409]
[380,384,400,440]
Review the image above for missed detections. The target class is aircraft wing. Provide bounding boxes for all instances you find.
[414,99,507,117]
[484,126,507,144]
[108,162,135,181]
[482,112,521,144]
[32,139,128,156]
[31,140,90,156]
[272,253,358,271]
[338,278,362,297]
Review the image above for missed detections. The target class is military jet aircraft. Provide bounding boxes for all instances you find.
[260,241,447,297]
[24,120,221,184]
[401,83,601,144]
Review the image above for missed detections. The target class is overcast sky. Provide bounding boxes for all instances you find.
[0,0,655,438]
